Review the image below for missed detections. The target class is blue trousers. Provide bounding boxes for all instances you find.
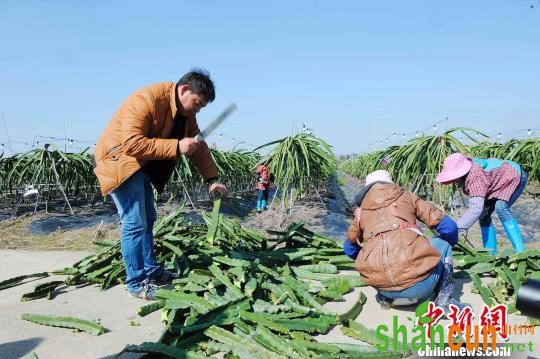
[479,171,528,226]
[378,237,451,300]
[258,188,269,202]
[257,189,269,210]
[110,171,161,294]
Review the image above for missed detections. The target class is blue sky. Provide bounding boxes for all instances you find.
[0,0,538,155]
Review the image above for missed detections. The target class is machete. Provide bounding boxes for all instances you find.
[195,103,237,142]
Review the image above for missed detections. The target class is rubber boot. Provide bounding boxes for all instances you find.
[480,223,497,254]
[376,293,391,310]
[434,263,454,309]
[256,200,262,213]
[261,199,267,210]
[434,263,468,313]
[502,219,525,253]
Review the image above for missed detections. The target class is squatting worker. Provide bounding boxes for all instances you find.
[343,170,464,312]
[93,69,228,300]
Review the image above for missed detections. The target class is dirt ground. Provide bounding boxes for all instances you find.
[0,173,539,358]
[0,207,120,251]
[1,172,537,252]
[243,172,540,251]
[0,250,161,359]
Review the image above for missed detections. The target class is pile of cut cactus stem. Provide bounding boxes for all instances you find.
[2,202,405,358]
[2,201,539,358]
[454,241,540,325]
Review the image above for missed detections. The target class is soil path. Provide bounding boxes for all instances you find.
[0,173,538,358]
[0,250,161,358]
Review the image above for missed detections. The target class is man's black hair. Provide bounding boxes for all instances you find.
[177,68,216,103]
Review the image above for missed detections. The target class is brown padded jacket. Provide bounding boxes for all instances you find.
[93,82,218,196]
[347,183,443,292]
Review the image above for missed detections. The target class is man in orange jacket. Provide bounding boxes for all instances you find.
[94,69,228,300]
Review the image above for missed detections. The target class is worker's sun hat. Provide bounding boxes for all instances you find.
[365,170,393,186]
[436,153,472,183]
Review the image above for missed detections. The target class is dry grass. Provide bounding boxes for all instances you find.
[0,215,119,251]
[0,179,537,252]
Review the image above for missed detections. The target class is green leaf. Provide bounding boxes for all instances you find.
[206,198,222,245]
[418,316,435,324]
[0,272,49,291]
[21,313,106,335]
[124,342,206,358]
[415,299,430,318]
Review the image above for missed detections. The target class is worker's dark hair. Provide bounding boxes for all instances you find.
[177,68,216,103]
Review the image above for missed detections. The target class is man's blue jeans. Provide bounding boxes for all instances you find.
[378,237,451,300]
[110,171,161,294]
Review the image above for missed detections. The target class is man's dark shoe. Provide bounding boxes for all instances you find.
[150,269,180,285]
